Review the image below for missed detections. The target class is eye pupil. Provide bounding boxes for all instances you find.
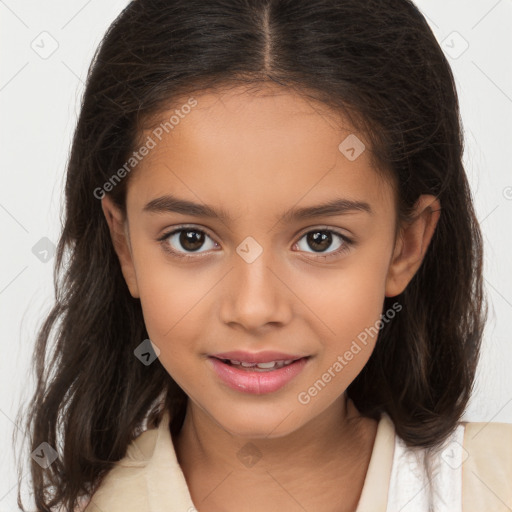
[308,231,332,252]
[180,230,204,251]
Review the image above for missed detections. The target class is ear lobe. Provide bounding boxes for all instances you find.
[101,195,140,298]
[385,195,441,298]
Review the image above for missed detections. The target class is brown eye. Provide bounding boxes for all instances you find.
[178,229,205,251]
[158,226,219,258]
[306,231,333,252]
[294,228,353,259]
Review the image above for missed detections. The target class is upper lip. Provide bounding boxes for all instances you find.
[209,351,308,364]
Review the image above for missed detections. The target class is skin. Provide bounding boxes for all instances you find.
[102,84,440,512]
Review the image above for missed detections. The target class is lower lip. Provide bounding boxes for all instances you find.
[207,356,310,394]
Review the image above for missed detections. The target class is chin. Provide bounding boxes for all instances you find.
[211,407,301,439]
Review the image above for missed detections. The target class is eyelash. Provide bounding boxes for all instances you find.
[156,225,354,262]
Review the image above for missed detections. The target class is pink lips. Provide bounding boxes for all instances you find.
[207,356,310,394]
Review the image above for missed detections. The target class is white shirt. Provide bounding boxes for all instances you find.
[387,422,466,511]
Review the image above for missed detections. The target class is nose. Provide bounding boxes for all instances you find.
[219,245,293,332]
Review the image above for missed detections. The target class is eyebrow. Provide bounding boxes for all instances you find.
[142,194,373,222]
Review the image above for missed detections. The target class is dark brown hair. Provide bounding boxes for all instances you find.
[15,0,486,510]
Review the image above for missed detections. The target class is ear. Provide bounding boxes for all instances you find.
[385,195,441,297]
[101,195,140,298]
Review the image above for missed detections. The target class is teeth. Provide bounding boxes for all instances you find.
[255,361,278,369]
[225,359,296,370]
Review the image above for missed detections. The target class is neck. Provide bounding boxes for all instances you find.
[174,393,372,479]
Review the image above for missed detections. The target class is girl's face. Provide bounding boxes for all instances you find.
[103,85,439,438]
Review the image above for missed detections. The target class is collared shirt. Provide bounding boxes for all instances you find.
[82,408,512,512]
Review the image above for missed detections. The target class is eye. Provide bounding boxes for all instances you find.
[157,225,354,261]
[157,225,219,259]
[293,228,353,259]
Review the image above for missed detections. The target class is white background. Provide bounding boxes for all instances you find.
[1,0,511,509]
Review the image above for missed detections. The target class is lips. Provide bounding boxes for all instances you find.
[207,354,311,394]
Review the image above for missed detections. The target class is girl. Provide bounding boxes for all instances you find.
[15,0,512,511]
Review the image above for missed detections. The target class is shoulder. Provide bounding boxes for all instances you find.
[461,420,512,512]
[81,427,159,512]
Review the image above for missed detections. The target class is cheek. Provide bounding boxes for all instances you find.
[130,241,209,350]
[134,263,208,389]
[302,253,390,338]
[297,239,393,388]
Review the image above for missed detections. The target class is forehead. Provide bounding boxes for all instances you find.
[127,85,395,218]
